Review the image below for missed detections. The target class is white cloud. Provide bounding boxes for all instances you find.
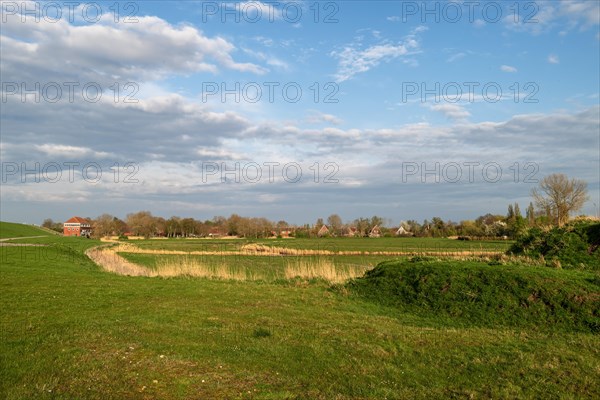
[412,26,428,33]
[446,52,466,63]
[305,111,343,125]
[503,0,599,35]
[429,104,471,121]
[1,92,251,164]
[559,0,600,27]
[196,148,247,160]
[331,38,420,82]
[503,2,557,35]
[1,7,267,83]
[35,144,110,158]
[500,65,518,73]
[253,36,274,47]
[242,48,289,71]
[548,54,560,64]
[473,19,485,28]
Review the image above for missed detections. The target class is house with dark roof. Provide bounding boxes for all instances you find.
[208,226,225,238]
[63,216,92,237]
[343,226,359,237]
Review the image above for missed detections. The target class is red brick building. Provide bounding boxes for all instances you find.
[63,216,92,237]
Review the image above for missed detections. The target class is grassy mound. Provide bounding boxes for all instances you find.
[508,220,600,270]
[347,259,600,333]
[0,221,51,239]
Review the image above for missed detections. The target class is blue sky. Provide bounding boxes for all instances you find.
[1,0,599,225]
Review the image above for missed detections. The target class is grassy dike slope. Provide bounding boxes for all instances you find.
[1,223,599,399]
[0,221,53,239]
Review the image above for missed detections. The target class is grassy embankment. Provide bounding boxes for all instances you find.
[0,221,53,239]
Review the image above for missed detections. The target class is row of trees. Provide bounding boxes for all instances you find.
[39,205,572,240]
[42,174,591,239]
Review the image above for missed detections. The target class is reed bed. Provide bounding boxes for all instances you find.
[88,242,502,282]
[86,246,152,277]
[283,259,369,283]
[87,245,370,283]
[154,256,253,280]
[109,242,501,258]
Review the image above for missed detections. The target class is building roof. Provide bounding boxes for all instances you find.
[64,216,91,224]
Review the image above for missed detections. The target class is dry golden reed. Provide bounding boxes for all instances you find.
[108,242,500,258]
[283,259,368,283]
[87,245,370,283]
[153,256,250,280]
[86,246,151,277]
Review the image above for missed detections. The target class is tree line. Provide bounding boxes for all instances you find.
[41,173,592,239]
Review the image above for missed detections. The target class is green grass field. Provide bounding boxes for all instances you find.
[1,222,599,399]
[0,221,52,239]
[131,237,512,253]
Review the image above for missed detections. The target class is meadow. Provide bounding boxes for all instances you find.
[130,237,512,253]
[1,222,599,399]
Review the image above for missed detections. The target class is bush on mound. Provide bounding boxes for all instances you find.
[346,260,600,333]
[508,220,600,270]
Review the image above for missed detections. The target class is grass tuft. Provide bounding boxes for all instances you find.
[252,327,272,338]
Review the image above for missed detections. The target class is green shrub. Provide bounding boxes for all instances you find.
[347,260,600,333]
[509,220,600,270]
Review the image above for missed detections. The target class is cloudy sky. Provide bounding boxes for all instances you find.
[1,0,599,225]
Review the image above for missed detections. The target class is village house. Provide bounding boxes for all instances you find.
[317,225,330,237]
[63,216,92,237]
[368,225,382,238]
[271,229,294,238]
[208,226,225,238]
[343,226,359,237]
[395,225,413,236]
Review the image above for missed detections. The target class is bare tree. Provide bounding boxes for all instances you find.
[93,214,115,238]
[166,216,181,237]
[275,220,288,235]
[41,218,62,233]
[180,218,196,237]
[227,214,243,236]
[531,174,588,226]
[126,211,156,238]
[327,214,342,236]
